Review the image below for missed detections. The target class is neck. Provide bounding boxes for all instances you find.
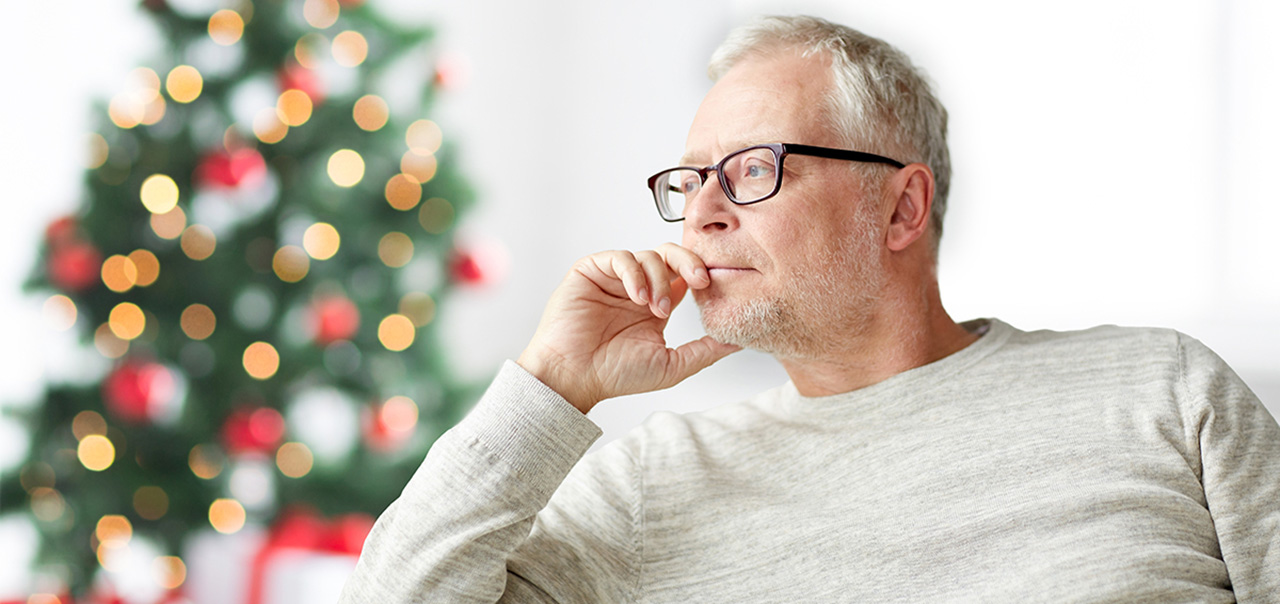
[778,266,978,398]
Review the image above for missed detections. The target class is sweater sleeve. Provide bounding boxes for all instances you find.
[1180,334,1280,603]
[337,360,611,603]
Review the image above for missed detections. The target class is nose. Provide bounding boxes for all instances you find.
[683,173,739,235]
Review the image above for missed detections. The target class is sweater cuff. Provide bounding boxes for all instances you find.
[456,360,604,486]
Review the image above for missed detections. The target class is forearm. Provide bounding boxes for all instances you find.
[339,361,603,603]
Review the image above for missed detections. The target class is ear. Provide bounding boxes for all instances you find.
[885,163,934,252]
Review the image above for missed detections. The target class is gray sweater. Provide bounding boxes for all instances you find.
[340,319,1280,602]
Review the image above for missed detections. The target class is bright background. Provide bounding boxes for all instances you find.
[1,0,1277,591]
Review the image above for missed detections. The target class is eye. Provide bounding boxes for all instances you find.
[679,175,702,194]
[741,160,775,180]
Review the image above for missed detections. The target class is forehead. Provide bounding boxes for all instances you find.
[683,50,834,164]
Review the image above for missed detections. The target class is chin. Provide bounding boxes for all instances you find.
[697,297,812,357]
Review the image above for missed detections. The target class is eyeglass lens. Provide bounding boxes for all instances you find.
[654,146,779,220]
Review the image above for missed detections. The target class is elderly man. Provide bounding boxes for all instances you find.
[341,15,1278,603]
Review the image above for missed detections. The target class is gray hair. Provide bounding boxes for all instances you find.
[708,15,951,248]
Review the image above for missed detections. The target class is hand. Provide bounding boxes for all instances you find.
[517,244,741,414]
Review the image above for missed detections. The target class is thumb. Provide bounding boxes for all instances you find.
[663,336,742,387]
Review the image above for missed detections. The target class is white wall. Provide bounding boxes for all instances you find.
[3,0,1277,455]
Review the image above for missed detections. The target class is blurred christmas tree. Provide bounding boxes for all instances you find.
[1,0,493,600]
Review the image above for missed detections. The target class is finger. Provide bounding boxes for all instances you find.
[663,335,742,388]
[656,242,710,289]
[635,250,675,317]
[586,251,648,306]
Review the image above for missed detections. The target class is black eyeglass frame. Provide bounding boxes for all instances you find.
[645,142,907,223]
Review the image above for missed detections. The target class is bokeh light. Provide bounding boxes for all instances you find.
[303,222,340,260]
[140,174,180,214]
[384,173,422,210]
[253,108,288,144]
[30,488,66,523]
[277,89,313,126]
[377,314,415,351]
[303,0,340,29]
[189,444,223,479]
[109,302,146,340]
[141,94,167,126]
[419,197,455,234]
[275,442,314,478]
[101,255,138,293]
[208,9,245,45]
[398,292,436,327]
[352,94,388,131]
[27,593,63,604]
[331,30,368,67]
[272,245,311,282]
[96,514,133,544]
[71,410,108,441]
[87,133,110,169]
[243,341,280,380]
[181,225,217,260]
[166,65,204,104]
[208,498,246,534]
[133,486,170,520]
[327,149,364,187]
[400,150,438,184]
[378,232,413,268]
[381,395,419,433]
[294,33,329,69]
[150,205,187,239]
[180,304,217,340]
[94,323,130,359]
[406,120,442,155]
[109,93,145,129]
[129,249,161,286]
[155,556,187,590]
[43,295,77,331]
[78,435,116,471]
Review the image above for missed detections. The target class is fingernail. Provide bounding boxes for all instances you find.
[637,287,648,304]
[659,297,671,315]
[695,267,709,284]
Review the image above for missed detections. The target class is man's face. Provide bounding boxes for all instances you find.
[681,51,888,358]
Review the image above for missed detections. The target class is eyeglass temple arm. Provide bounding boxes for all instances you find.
[782,143,907,169]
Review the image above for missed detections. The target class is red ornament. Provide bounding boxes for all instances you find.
[222,407,286,455]
[103,361,176,424]
[448,241,506,286]
[308,295,360,345]
[196,148,267,190]
[278,63,324,104]
[48,241,102,292]
[45,216,80,247]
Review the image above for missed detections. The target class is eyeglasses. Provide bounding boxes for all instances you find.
[645,143,906,222]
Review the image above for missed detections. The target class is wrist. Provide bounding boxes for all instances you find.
[516,349,598,414]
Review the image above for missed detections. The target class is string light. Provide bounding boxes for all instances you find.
[208,9,245,45]
[398,292,436,327]
[377,232,413,267]
[101,255,138,293]
[166,65,204,104]
[294,33,329,69]
[29,488,66,523]
[150,205,187,239]
[380,395,418,433]
[96,514,133,545]
[254,107,288,144]
[400,150,438,184]
[188,444,223,479]
[208,498,246,534]
[86,133,110,169]
[275,442,314,478]
[129,249,160,286]
[326,149,364,187]
[180,225,217,260]
[109,302,146,340]
[303,0,340,29]
[94,323,130,359]
[377,314,415,351]
[42,295,77,331]
[133,486,169,520]
[78,435,116,471]
[406,120,442,155]
[140,174,180,214]
[273,245,310,282]
[303,223,340,260]
[384,173,422,210]
[352,94,388,131]
[276,89,313,126]
[243,341,280,379]
[331,30,368,67]
[154,556,187,589]
[418,197,455,234]
[180,304,216,340]
[71,410,108,441]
